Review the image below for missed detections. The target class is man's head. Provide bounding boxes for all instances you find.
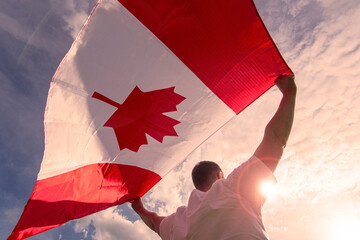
[192,161,224,192]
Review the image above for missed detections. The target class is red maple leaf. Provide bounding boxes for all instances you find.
[92,86,185,152]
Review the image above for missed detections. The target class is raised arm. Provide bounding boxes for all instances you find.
[254,74,297,172]
[131,197,165,235]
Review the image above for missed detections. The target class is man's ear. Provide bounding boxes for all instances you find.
[216,171,224,180]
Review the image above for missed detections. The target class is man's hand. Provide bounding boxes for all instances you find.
[131,197,145,214]
[275,74,296,94]
[130,197,165,235]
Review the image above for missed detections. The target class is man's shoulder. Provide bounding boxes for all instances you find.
[225,155,259,181]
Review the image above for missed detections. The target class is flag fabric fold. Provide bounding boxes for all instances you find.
[9,0,292,239]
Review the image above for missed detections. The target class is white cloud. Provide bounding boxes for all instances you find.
[0,12,32,43]
[0,0,96,63]
[74,207,159,240]
[56,0,94,39]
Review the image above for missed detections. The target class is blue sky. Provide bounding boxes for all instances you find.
[1,0,360,239]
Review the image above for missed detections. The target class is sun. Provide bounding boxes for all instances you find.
[259,180,276,197]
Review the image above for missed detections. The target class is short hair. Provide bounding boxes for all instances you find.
[192,161,222,190]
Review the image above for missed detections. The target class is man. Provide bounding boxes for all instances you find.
[131,74,297,239]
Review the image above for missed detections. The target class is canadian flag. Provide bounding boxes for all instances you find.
[9,0,292,239]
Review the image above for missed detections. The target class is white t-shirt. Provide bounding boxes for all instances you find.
[159,156,277,240]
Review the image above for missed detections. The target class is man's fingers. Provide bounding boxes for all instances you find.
[129,196,140,204]
[275,74,295,83]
